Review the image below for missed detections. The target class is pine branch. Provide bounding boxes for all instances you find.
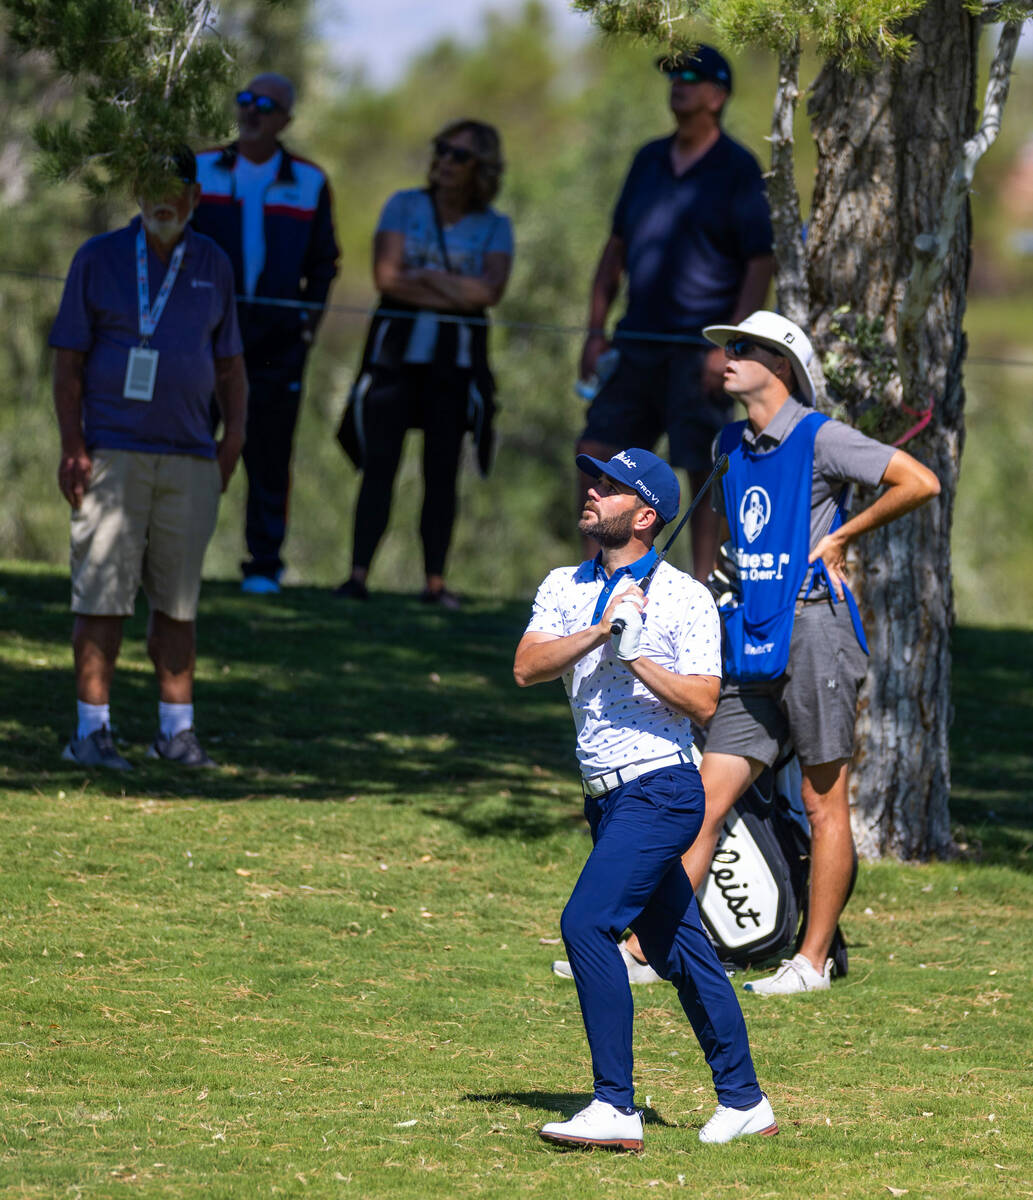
[0,0,235,192]
[767,39,805,322]
[895,19,1022,403]
[573,0,924,62]
[765,35,828,407]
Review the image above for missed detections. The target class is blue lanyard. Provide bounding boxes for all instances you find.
[136,227,186,345]
[590,547,658,624]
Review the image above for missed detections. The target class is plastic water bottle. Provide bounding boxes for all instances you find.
[575,347,620,401]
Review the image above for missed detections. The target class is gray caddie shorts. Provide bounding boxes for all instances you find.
[705,599,869,767]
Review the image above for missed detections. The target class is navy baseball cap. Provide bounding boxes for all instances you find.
[656,44,733,92]
[576,447,680,524]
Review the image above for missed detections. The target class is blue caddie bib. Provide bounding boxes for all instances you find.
[718,411,868,681]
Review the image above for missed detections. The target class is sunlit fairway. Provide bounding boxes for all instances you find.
[1,564,1031,1198]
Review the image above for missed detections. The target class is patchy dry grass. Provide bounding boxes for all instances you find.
[1,564,1031,1198]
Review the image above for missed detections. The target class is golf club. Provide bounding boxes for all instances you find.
[610,451,730,637]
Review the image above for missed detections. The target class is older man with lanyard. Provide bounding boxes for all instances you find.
[51,149,246,768]
[681,311,940,994]
[514,448,776,1152]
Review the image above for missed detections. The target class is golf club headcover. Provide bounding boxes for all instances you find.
[611,598,643,661]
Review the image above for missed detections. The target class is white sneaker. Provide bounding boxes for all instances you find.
[743,953,832,995]
[551,941,663,985]
[620,942,664,984]
[699,1095,778,1144]
[540,1099,644,1152]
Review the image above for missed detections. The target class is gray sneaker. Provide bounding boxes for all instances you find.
[147,728,216,768]
[61,727,131,771]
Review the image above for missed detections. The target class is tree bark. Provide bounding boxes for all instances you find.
[806,0,979,858]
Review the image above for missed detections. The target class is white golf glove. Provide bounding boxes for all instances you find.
[611,598,643,661]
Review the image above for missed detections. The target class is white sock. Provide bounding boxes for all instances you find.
[159,702,193,740]
[77,701,110,740]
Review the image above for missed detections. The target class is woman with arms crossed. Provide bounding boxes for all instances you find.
[337,121,513,608]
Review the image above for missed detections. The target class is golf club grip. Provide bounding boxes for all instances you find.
[608,452,728,639]
[610,561,660,635]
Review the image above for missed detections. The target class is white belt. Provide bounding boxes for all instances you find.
[582,751,691,798]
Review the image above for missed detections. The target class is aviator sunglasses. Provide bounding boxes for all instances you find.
[725,337,784,359]
[433,138,476,165]
[236,90,286,115]
[666,68,705,83]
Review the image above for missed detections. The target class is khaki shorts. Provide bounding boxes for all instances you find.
[705,600,869,767]
[70,449,221,621]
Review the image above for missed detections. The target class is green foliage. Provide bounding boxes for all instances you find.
[2,0,235,192]
[1,565,1032,1195]
[219,0,312,97]
[822,307,900,434]
[973,0,1033,21]
[2,4,1033,620]
[714,0,922,66]
[574,0,923,66]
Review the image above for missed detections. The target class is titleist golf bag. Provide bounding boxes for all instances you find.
[694,748,856,975]
[692,540,856,974]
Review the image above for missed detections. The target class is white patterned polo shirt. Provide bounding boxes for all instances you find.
[524,558,722,777]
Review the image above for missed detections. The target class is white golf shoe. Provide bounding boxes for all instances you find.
[540,1099,644,1152]
[551,940,663,985]
[698,1095,778,1144]
[743,953,832,995]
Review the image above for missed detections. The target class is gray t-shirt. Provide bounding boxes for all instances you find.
[376,188,513,364]
[713,396,896,594]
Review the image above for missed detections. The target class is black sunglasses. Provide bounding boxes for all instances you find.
[666,68,705,83]
[236,90,285,115]
[433,138,476,165]
[726,337,784,359]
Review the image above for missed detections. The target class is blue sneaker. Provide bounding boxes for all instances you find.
[147,728,217,768]
[62,727,131,770]
[241,575,280,596]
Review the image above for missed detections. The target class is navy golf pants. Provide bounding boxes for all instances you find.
[560,762,762,1110]
[241,365,304,580]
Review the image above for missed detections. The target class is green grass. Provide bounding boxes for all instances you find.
[1,563,1032,1198]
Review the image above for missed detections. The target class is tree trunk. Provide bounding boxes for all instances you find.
[805,0,978,858]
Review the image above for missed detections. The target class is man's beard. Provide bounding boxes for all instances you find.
[579,506,638,549]
[142,212,189,244]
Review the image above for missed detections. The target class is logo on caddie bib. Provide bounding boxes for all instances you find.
[739,486,772,544]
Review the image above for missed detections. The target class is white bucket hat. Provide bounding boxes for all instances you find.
[703,311,816,406]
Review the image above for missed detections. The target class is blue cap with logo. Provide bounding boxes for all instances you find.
[657,44,733,92]
[576,447,680,524]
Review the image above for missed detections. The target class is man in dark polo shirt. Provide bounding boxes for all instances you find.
[577,45,774,579]
[50,149,247,769]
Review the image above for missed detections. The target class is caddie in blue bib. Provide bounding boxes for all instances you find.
[718,411,868,681]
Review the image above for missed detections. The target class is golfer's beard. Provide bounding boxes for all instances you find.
[142,212,189,244]
[579,508,637,549]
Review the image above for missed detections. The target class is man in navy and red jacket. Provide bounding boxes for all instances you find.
[194,73,339,593]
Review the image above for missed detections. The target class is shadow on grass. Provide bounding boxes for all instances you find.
[3,567,1032,861]
[950,626,1033,869]
[0,566,579,838]
[463,1092,676,1128]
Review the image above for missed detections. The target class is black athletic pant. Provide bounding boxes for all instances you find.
[241,367,303,580]
[351,364,469,578]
